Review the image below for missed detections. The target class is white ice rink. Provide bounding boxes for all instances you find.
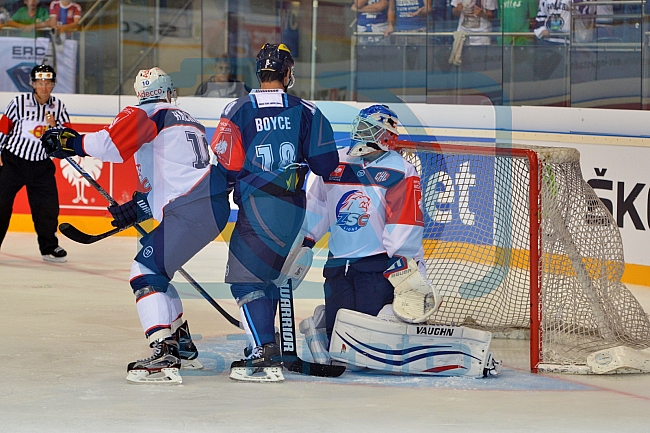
[2,231,650,433]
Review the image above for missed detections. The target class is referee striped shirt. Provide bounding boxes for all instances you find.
[0,92,71,161]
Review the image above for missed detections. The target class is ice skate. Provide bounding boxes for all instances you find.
[230,343,284,383]
[174,321,203,370]
[126,338,182,384]
[42,246,67,263]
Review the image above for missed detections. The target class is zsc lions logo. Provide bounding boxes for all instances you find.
[335,190,371,232]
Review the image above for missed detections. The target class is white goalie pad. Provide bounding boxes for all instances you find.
[385,257,443,323]
[329,309,496,378]
[272,245,314,290]
[298,305,331,365]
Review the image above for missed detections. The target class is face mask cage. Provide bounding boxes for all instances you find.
[351,116,392,146]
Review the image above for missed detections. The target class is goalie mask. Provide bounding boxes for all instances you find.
[348,104,399,157]
[256,43,295,89]
[134,67,176,105]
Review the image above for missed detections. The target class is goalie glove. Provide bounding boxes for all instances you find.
[40,127,81,159]
[385,257,443,324]
[108,191,153,229]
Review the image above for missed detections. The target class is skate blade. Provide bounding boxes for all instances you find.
[229,366,284,382]
[126,367,182,384]
[181,358,204,370]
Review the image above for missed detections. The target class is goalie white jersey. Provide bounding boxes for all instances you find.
[304,148,423,259]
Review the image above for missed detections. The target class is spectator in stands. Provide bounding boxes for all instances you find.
[385,0,431,38]
[451,0,497,46]
[384,0,432,71]
[534,0,595,44]
[498,0,537,45]
[48,0,82,39]
[195,54,249,98]
[352,0,389,44]
[4,0,50,36]
[0,6,10,26]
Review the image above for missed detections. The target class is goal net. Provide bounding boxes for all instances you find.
[397,140,650,373]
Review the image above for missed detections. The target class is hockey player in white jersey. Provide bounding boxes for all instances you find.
[297,105,500,377]
[41,67,231,384]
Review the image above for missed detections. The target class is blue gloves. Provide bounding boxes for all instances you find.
[40,127,81,158]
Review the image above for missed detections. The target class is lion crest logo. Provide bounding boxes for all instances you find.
[335,190,371,232]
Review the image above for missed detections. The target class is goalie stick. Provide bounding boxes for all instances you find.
[279,279,345,378]
[63,157,345,378]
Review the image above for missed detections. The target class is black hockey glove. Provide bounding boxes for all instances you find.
[41,127,80,159]
[108,191,153,229]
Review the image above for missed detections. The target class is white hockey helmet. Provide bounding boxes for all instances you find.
[134,67,176,104]
[348,104,399,157]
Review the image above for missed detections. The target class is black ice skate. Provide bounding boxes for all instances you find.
[42,246,67,263]
[173,321,203,370]
[126,338,182,384]
[230,343,284,382]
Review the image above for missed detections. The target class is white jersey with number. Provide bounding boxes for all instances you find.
[304,149,424,259]
[76,102,212,220]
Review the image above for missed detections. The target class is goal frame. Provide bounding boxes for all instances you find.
[394,140,543,372]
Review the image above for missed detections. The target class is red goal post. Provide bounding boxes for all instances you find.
[394,139,650,374]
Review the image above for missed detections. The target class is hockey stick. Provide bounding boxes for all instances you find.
[279,279,345,378]
[62,157,241,329]
[59,222,130,244]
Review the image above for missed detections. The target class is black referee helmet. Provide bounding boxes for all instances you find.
[30,64,56,84]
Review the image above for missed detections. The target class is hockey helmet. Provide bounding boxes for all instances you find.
[256,43,295,88]
[134,67,176,104]
[348,104,399,157]
[30,64,56,84]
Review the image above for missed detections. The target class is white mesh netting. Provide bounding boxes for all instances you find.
[400,141,650,369]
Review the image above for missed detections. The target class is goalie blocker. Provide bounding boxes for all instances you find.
[329,309,500,378]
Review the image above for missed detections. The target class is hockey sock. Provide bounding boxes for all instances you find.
[240,297,277,347]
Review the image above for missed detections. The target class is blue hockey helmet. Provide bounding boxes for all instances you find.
[256,43,295,88]
[348,104,399,157]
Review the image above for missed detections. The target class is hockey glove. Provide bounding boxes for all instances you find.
[108,191,153,229]
[41,127,80,159]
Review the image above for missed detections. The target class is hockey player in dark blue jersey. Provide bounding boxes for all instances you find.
[210,43,339,382]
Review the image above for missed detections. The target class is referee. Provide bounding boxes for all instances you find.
[0,64,71,263]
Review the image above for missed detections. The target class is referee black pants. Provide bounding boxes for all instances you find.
[0,151,60,255]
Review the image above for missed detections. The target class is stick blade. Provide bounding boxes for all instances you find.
[282,356,346,377]
[59,222,119,244]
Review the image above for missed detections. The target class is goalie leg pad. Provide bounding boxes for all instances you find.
[298,305,331,365]
[329,309,494,378]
